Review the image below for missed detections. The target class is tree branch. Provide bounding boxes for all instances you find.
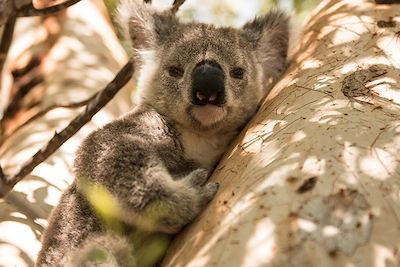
[375,0,400,3]
[171,0,185,14]
[0,164,5,181]
[0,59,135,197]
[0,164,8,197]
[17,0,81,17]
[0,15,17,87]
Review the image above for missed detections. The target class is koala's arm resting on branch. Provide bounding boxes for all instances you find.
[162,0,400,266]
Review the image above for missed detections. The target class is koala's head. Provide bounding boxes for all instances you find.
[118,0,289,133]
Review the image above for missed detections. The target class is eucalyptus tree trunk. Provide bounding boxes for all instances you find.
[163,0,400,266]
[0,1,132,266]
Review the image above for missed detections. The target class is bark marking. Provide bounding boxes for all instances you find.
[377,19,397,28]
[296,177,318,194]
[341,65,387,98]
[296,190,373,256]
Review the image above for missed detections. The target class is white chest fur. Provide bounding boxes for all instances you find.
[179,129,236,170]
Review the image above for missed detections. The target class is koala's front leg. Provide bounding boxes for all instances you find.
[141,166,219,234]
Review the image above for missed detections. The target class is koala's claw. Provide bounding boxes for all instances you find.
[206,182,220,192]
[188,168,210,187]
[199,182,219,206]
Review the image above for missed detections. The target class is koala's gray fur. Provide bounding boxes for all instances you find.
[36,1,289,266]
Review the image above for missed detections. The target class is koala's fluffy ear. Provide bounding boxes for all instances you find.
[117,0,179,50]
[242,10,289,80]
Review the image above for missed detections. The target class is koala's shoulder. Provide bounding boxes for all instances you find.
[89,106,167,138]
[73,106,175,175]
[76,106,176,157]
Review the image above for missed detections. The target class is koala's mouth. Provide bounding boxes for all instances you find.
[190,104,226,127]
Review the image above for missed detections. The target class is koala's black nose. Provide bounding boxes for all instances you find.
[191,60,225,106]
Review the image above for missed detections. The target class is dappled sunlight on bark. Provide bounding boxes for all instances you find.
[163,0,400,266]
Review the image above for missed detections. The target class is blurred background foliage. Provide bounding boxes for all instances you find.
[104,0,319,36]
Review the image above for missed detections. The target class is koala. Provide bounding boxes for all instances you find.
[36,0,289,266]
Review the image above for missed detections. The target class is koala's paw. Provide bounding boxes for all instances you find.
[186,169,219,205]
[187,168,210,187]
[155,176,219,234]
[198,182,219,207]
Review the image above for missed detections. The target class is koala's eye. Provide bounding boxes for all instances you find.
[230,67,245,79]
[167,66,184,78]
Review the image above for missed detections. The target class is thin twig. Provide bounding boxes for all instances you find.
[0,59,135,197]
[0,164,4,181]
[17,0,81,17]
[0,164,7,197]
[0,15,17,88]
[11,95,95,136]
[1,74,44,125]
[0,95,96,146]
[171,0,186,14]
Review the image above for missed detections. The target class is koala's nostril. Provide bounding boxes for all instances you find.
[191,60,225,106]
[195,91,218,103]
[209,93,217,102]
[196,91,207,101]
